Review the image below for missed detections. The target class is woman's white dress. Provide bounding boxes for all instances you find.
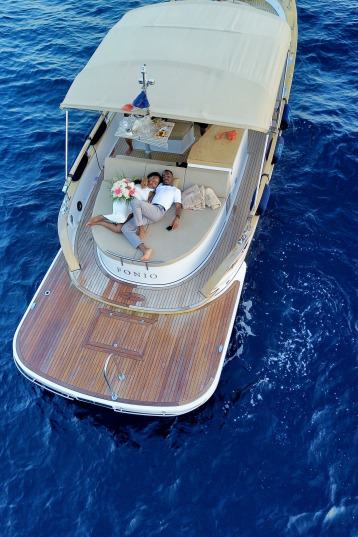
[103,186,153,224]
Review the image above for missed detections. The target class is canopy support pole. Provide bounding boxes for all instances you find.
[62,109,70,193]
[139,65,154,159]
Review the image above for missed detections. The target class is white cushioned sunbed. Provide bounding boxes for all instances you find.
[90,157,229,264]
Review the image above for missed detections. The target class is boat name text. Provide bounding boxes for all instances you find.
[117,268,158,279]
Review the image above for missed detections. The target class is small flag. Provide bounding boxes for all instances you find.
[133,91,150,109]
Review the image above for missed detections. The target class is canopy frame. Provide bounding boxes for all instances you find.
[60,1,291,133]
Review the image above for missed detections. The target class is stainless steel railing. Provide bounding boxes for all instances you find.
[103,353,126,401]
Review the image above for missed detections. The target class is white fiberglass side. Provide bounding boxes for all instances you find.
[97,205,228,287]
[64,115,120,250]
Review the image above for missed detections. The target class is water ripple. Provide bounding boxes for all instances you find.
[1,1,358,536]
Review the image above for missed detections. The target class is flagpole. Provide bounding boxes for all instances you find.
[135,64,155,158]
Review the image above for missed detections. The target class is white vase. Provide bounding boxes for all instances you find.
[103,199,131,224]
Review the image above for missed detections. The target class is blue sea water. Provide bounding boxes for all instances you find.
[1,0,358,535]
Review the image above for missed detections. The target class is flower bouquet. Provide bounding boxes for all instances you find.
[106,173,137,223]
[110,173,136,203]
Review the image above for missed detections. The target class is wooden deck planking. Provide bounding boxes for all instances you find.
[149,314,185,399]
[167,317,201,403]
[18,263,76,371]
[136,315,176,399]
[16,252,241,406]
[52,301,97,381]
[180,304,220,401]
[176,312,209,398]
[158,316,191,402]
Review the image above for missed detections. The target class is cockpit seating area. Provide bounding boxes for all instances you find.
[90,156,231,264]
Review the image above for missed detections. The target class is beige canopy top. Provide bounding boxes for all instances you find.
[60,0,291,132]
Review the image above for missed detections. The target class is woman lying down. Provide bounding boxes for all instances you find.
[86,173,160,233]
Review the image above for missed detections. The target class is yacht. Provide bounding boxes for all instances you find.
[13,0,298,416]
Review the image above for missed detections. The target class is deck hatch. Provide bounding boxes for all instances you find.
[84,309,157,361]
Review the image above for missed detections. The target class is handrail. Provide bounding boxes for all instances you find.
[105,250,164,267]
[276,51,290,127]
[103,353,126,401]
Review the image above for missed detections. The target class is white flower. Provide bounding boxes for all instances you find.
[109,175,136,203]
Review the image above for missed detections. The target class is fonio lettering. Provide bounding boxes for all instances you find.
[117,267,157,279]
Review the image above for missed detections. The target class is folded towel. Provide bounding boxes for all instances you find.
[205,188,221,210]
[182,184,205,210]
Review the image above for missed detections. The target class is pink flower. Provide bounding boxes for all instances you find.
[110,176,136,201]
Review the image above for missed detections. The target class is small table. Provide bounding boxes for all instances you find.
[115,117,174,151]
[115,116,195,156]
